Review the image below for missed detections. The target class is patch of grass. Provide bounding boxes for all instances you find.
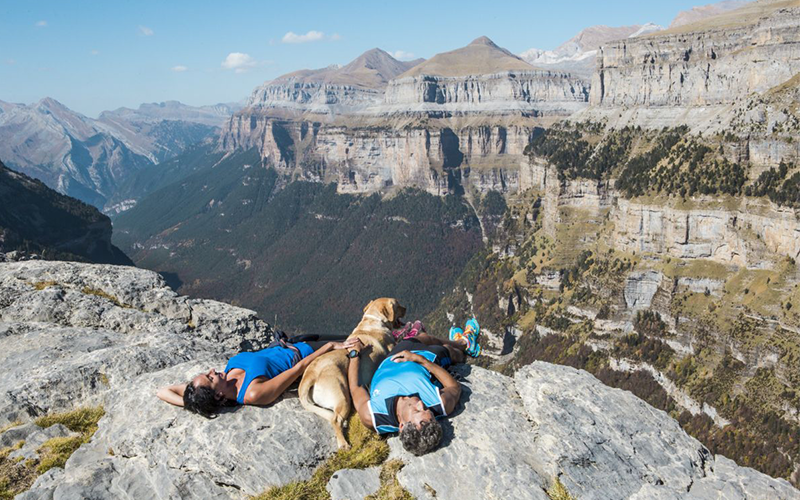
[34,406,105,476]
[254,415,390,500]
[80,287,130,308]
[366,459,413,500]
[36,435,85,473]
[547,477,575,500]
[34,406,105,434]
[31,281,58,291]
[0,441,31,499]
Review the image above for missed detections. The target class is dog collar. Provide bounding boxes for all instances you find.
[362,313,386,323]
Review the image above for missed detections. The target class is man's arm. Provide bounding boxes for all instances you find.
[347,343,375,430]
[392,351,462,415]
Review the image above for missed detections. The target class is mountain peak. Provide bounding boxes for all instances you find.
[469,36,498,47]
[269,47,417,89]
[401,37,533,78]
[36,97,69,112]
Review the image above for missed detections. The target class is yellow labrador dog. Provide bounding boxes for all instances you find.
[298,298,405,449]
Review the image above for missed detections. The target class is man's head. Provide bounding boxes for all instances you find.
[396,396,443,455]
[183,369,237,417]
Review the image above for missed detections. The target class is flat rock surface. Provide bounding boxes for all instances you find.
[327,467,381,500]
[2,262,798,499]
[515,362,799,500]
[389,366,549,500]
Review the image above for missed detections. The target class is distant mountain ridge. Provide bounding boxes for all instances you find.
[99,100,243,127]
[0,97,236,209]
[519,24,664,76]
[669,0,752,28]
[245,48,423,116]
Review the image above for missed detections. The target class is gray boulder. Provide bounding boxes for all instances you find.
[513,362,799,500]
[327,467,381,500]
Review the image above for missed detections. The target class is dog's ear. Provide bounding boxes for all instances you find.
[379,298,405,323]
[393,302,407,328]
[363,299,375,314]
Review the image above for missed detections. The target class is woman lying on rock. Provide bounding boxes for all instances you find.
[157,334,358,417]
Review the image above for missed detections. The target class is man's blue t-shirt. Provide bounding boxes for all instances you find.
[367,350,447,434]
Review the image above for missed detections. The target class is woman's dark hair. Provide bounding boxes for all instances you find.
[399,419,443,456]
[183,383,222,418]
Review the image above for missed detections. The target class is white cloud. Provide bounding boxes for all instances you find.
[35,20,47,27]
[390,50,415,61]
[171,65,188,72]
[90,50,100,56]
[139,25,154,36]
[330,33,342,41]
[5,59,15,65]
[282,30,324,44]
[221,52,257,73]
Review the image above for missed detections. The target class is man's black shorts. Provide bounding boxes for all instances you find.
[390,338,451,368]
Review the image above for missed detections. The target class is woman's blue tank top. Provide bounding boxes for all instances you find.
[225,342,313,404]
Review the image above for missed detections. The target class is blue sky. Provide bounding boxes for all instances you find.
[2,0,709,117]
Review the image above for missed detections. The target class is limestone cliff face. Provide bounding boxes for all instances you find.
[612,198,800,266]
[221,37,589,195]
[380,71,589,117]
[518,158,800,267]
[221,114,535,195]
[590,2,800,110]
[247,81,383,115]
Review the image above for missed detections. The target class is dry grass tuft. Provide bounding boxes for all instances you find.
[366,459,414,500]
[80,287,130,308]
[547,476,575,500]
[0,407,105,498]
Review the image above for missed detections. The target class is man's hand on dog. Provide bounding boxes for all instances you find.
[392,350,426,364]
[332,338,361,350]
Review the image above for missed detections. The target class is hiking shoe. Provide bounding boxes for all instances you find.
[448,326,464,342]
[463,318,481,357]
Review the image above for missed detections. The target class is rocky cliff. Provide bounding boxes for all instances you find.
[221,116,533,194]
[221,38,589,195]
[246,48,421,117]
[519,23,664,78]
[0,261,796,499]
[0,161,132,265]
[581,0,800,132]
[421,123,800,487]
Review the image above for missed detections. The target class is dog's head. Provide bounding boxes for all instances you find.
[363,298,406,328]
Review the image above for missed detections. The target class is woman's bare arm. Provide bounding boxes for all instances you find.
[157,383,187,407]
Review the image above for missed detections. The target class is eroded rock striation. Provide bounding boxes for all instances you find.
[2,262,796,499]
[582,0,800,133]
[221,37,590,195]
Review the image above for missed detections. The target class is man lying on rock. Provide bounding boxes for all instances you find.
[347,318,481,455]
[157,333,358,417]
